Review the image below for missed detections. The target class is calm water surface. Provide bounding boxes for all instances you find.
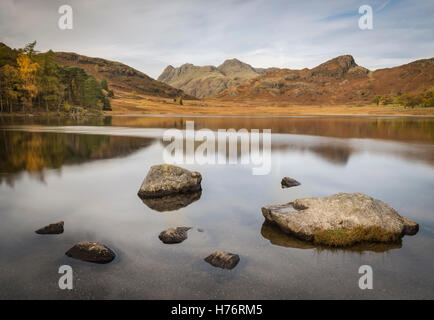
[0,115,433,299]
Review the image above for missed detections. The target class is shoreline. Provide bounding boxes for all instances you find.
[105,113,434,118]
[2,111,434,119]
[107,92,434,117]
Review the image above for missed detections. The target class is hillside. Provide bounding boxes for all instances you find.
[54,52,195,99]
[1,41,115,113]
[157,58,268,98]
[216,55,434,105]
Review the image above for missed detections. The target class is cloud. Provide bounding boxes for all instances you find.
[0,0,432,78]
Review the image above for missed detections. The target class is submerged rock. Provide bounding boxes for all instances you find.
[260,221,402,253]
[261,222,316,250]
[138,164,202,198]
[261,193,418,247]
[281,177,301,188]
[159,227,191,244]
[65,242,115,264]
[140,191,201,212]
[204,251,240,270]
[35,221,64,234]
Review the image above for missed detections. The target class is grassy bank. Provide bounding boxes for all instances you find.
[107,91,434,116]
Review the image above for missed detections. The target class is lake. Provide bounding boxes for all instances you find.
[0,115,433,299]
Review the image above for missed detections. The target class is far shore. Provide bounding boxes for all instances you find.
[2,91,434,118]
[106,92,434,117]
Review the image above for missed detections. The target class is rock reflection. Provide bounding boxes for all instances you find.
[310,144,353,165]
[139,191,202,212]
[261,222,402,253]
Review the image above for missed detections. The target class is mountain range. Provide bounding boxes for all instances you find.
[2,40,432,106]
[216,55,434,105]
[159,55,434,104]
[52,50,434,105]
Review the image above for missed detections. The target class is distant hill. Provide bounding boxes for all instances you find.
[54,52,195,99]
[216,55,434,105]
[157,58,269,98]
[0,42,18,66]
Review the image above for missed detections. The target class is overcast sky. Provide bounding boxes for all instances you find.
[1,0,433,79]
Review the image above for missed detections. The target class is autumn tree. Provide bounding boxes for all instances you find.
[380,95,393,105]
[1,41,109,113]
[371,95,381,106]
[17,53,39,112]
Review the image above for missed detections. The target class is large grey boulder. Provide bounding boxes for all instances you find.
[35,221,64,234]
[159,227,191,244]
[261,193,418,247]
[65,242,115,264]
[137,164,202,199]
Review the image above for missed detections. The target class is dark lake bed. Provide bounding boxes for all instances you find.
[0,115,433,299]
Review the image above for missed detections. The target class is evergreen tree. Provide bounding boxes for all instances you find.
[102,96,112,111]
[101,78,108,91]
[0,64,20,112]
[82,76,103,109]
[36,51,60,111]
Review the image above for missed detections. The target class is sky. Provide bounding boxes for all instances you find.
[0,0,433,79]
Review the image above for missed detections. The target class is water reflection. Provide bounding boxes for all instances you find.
[260,222,403,253]
[109,116,434,143]
[2,115,434,143]
[139,191,202,212]
[0,116,433,299]
[0,130,154,186]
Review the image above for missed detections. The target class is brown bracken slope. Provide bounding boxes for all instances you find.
[216,55,434,105]
[54,52,195,99]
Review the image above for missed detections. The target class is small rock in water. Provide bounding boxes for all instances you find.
[204,251,240,270]
[197,228,204,232]
[65,242,115,264]
[137,164,202,198]
[35,221,64,234]
[159,227,191,244]
[281,177,301,188]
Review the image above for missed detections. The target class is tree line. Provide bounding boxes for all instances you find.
[0,41,112,113]
[371,89,434,108]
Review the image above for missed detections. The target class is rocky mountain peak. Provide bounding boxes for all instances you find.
[217,58,257,76]
[313,55,358,77]
[157,58,264,98]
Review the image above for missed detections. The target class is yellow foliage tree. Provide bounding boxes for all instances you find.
[17,54,39,111]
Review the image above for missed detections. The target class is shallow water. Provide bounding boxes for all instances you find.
[0,115,433,299]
